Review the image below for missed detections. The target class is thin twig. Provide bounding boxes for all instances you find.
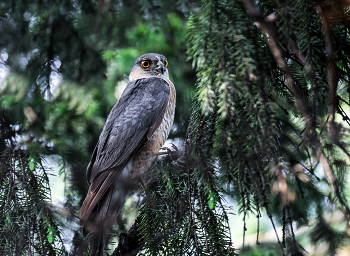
[197,182,210,254]
[241,0,350,219]
[286,206,297,251]
[182,136,193,253]
[245,163,285,255]
[19,153,32,255]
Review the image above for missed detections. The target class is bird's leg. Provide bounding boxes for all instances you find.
[154,143,178,155]
[138,177,147,190]
[139,177,151,201]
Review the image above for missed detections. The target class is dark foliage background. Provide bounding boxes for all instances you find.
[1,0,350,255]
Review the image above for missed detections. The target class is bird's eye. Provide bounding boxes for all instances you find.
[164,60,168,67]
[141,60,150,68]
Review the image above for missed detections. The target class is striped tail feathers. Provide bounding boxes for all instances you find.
[87,186,114,256]
[79,170,117,230]
[79,162,138,255]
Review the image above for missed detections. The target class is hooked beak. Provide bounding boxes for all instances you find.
[155,61,166,74]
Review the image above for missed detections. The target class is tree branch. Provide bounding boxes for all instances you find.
[111,218,143,256]
[241,0,350,219]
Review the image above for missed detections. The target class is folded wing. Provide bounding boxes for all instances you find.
[79,77,171,231]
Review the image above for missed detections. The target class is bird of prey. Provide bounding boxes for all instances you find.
[79,53,176,255]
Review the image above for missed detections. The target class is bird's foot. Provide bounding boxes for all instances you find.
[155,143,178,155]
[155,143,179,162]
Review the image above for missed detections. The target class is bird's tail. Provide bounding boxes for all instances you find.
[89,231,107,256]
[86,186,114,256]
[85,183,130,255]
[88,232,100,256]
[81,163,138,255]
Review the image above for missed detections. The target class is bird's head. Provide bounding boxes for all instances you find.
[129,53,169,82]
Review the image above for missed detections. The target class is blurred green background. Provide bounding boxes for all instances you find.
[1,0,350,255]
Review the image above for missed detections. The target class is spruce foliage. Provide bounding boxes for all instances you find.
[186,0,350,254]
[0,125,66,255]
[1,0,350,255]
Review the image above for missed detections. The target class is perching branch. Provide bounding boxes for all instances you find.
[111,218,143,256]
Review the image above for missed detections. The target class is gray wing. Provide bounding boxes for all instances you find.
[87,77,170,183]
[79,77,170,228]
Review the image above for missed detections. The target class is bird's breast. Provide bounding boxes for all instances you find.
[130,79,176,177]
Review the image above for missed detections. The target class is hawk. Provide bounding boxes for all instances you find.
[79,53,176,255]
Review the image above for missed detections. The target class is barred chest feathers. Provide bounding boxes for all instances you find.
[130,78,176,178]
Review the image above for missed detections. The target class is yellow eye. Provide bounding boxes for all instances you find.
[141,60,150,68]
[164,60,168,67]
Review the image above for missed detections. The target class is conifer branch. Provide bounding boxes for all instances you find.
[245,163,285,255]
[316,5,338,129]
[111,218,142,256]
[242,0,350,219]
